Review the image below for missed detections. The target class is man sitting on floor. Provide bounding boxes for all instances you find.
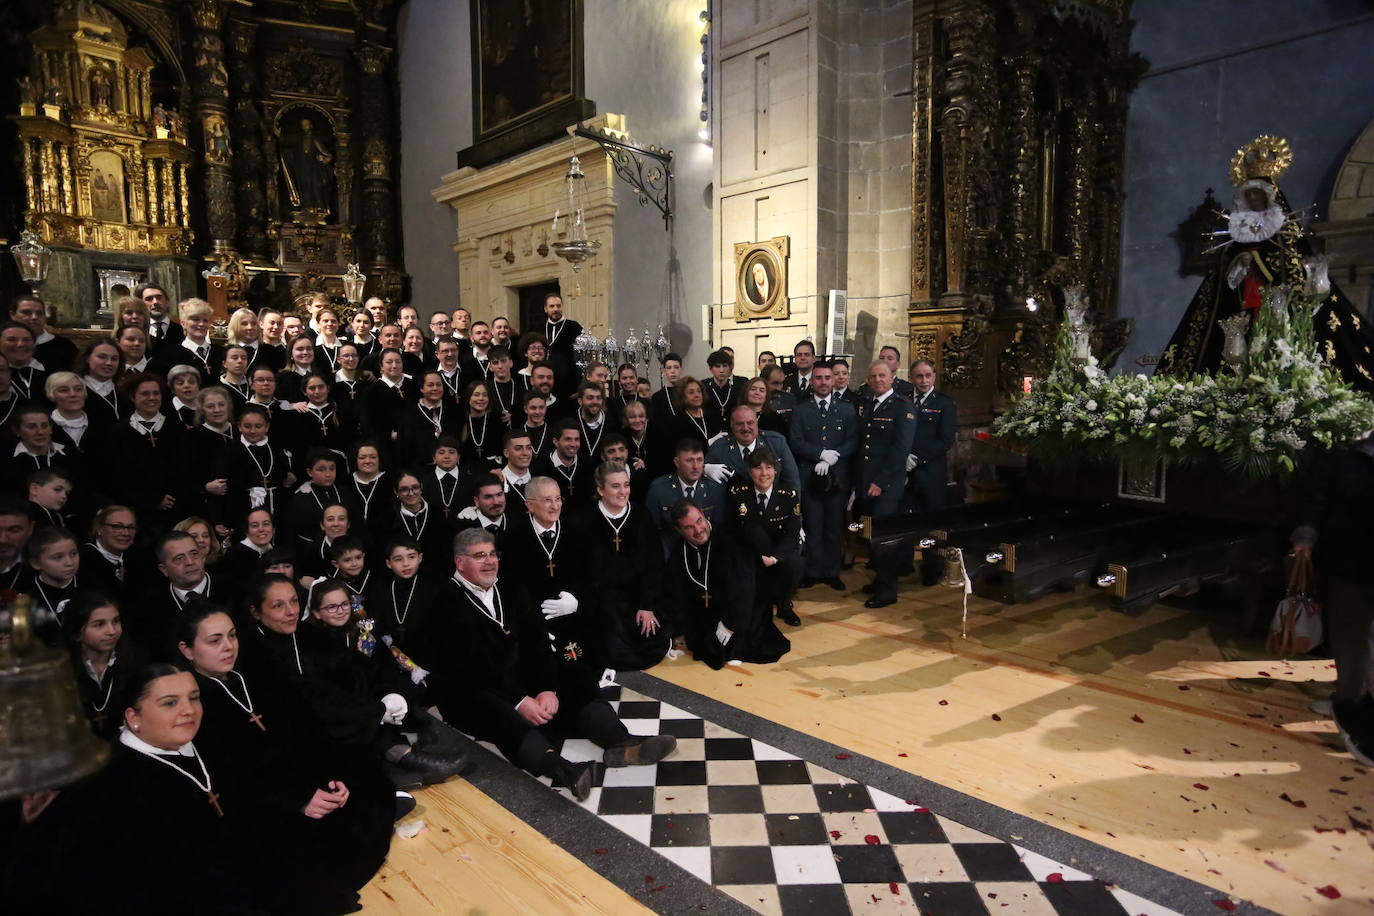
[427,528,677,800]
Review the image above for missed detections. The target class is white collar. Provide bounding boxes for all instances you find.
[874,389,894,406]
[456,504,503,525]
[677,476,700,491]
[434,465,459,479]
[84,375,115,395]
[127,357,149,372]
[598,501,629,521]
[181,336,209,353]
[172,576,210,602]
[14,440,64,457]
[755,486,774,502]
[51,410,87,429]
[120,726,196,758]
[531,517,559,537]
[91,539,123,565]
[454,571,497,609]
[239,537,269,555]
[914,388,934,402]
[580,411,604,428]
[400,500,427,518]
[814,394,832,407]
[129,413,165,434]
[239,435,269,448]
[502,465,531,485]
[172,396,191,412]
[35,329,53,345]
[381,376,403,389]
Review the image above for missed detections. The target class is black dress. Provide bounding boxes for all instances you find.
[104,416,186,533]
[69,644,145,741]
[396,399,461,468]
[192,668,393,914]
[573,503,671,670]
[667,530,791,669]
[460,412,503,472]
[181,424,237,529]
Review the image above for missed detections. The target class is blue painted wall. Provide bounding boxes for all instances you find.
[1117,0,1374,369]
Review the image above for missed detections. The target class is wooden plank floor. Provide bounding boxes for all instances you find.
[652,582,1373,915]
[361,579,1371,915]
[360,777,649,915]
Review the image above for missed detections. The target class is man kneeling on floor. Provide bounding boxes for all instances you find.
[428,528,677,799]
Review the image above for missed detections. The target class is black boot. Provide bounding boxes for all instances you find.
[394,749,470,784]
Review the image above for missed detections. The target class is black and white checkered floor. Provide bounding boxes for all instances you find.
[472,683,1183,916]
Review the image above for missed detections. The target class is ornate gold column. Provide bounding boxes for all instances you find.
[228,19,269,260]
[189,0,235,254]
[145,159,159,225]
[910,14,938,306]
[179,162,192,230]
[354,42,397,282]
[57,144,73,216]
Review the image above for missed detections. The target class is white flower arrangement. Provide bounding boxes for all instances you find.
[991,286,1374,477]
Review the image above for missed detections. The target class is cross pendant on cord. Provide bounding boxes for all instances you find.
[207,790,224,817]
[701,592,711,608]
[146,432,157,447]
[248,711,265,732]
[260,477,270,489]
[546,559,556,576]
[612,533,622,552]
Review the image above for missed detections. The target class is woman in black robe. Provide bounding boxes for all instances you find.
[283,373,357,476]
[574,461,671,670]
[177,602,393,915]
[104,373,184,536]
[395,370,461,468]
[180,386,236,531]
[459,379,502,472]
[667,377,721,455]
[62,590,146,741]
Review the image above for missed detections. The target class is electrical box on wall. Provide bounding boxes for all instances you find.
[701,303,714,343]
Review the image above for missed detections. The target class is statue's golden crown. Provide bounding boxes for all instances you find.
[1230,135,1293,186]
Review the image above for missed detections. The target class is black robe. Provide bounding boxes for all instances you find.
[366,569,444,667]
[573,503,671,670]
[531,453,594,505]
[395,399,462,468]
[181,424,237,529]
[667,531,790,669]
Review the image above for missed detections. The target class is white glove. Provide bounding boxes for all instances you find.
[905,454,918,472]
[540,590,579,619]
[380,693,408,725]
[715,621,734,645]
[409,665,430,686]
[814,461,830,477]
[820,449,840,466]
[707,432,728,446]
[703,463,732,483]
[248,486,267,508]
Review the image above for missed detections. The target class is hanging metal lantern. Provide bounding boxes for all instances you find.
[341,263,367,305]
[10,230,52,289]
[551,153,601,272]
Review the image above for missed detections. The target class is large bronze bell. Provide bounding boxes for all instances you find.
[0,595,109,801]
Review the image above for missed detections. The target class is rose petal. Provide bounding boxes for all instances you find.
[1279,792,1307,808]
[835,752,852,760]
[1316,886,1341,900]
[1264,859,1286,872]
[898,752,909,757]
[594,848,608,855]
[829,830,843,839]
[1212,900,1237,912]
[889,882,900,894]
[1178,685,1191,690]
[864,834,880,845]
[651,885,667,893]
[991,713,1002,721]
[1131,714,1144,723]
[938,699,949,706]
[1045,873,1065,883]
[1193,783,1210,791]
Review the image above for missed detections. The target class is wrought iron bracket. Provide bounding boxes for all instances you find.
[572,122,674,230]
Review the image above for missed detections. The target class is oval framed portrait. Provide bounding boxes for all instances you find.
[733,236,790,321]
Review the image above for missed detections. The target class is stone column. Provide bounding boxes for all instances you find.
[354,42,396,272]
[189,0,236,255]
[228,19,269,261]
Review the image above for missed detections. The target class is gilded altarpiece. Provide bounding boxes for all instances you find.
[6,0,405,324]
[908,0,1144,428]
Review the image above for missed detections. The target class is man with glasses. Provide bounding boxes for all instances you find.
[428,528,677,801]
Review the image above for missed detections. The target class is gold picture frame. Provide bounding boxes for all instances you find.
[734,236,790,321]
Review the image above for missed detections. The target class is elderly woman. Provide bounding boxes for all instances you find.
[165,363,201,429]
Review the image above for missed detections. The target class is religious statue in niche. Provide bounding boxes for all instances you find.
[277,110,335,221]
[89,65,113,109]
[203,114,231,164]
[88,150,126,223]
[1156,135,1374,393]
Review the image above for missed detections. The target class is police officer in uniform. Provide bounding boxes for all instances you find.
[731,448,804,626]
[906,359,956,511]
[644,438,728,554]
[789,361,858,590]
[857,360,916,608]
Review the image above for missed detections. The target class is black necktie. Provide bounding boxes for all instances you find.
[152,321,164,339]
[540,529,555,548]
[486,522,500,533]
[819,399,828,415]
[139,420,156,433]
[758,492,767,514]
[684,484,695,500]
[196,345,208,361]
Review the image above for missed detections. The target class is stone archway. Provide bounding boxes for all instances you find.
[1323,117,1374,315]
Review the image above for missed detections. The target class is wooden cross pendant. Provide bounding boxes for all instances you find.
[612,533,622,552]
[701,592,711,608]
[248,711,265,732]
[146,432,157,447]
[546,559,556,576]
[207,790,224,817]
[261,477,271,489]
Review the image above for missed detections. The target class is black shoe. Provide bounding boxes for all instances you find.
[825,577,846,591]
[778,602,801,626]
[396,749,470,784]
[555,761,603,801]
[861,582,876,594]
[394,791,416,821]
[799,577,818,589]
[864,596,896,609]
[605,734,679,767]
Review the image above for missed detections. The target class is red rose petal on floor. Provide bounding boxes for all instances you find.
[1258,671,1271,677]
[938,699,949,706]
[829,830,843,839]
[1046,873,1065,883]
[835,753,852,760]
[864,834,881,845]
[1193,783,1210,791]
[1330,788,1349,795]
[1178,685,1191,690]
[1263,859,1286,872]
[1131,714,1144,723]
[889,882,900,894]
[991,714,1002,721]
[594,848,608,855]
[1316,886,1341,900]
[871,895,880,904]
[651,885,667,893]
[1349,814,1372,831]
[1183,748,1194,755]
[1212,900,1237,911]
[644,876,654,883]
[898,752,909,757]
[1279,793,1307,808]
